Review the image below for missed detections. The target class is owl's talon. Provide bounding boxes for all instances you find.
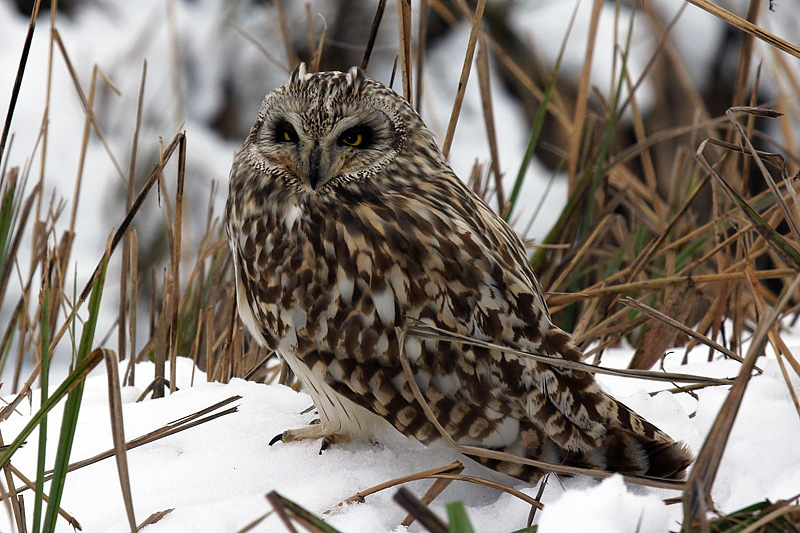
[270,423,350,451]
[319,437,331,454]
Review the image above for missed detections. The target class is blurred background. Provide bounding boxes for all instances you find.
[1,0,799,387]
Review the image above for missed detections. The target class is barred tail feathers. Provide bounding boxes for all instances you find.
[474,326,692,483]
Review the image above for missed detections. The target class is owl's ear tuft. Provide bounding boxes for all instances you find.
[289,62,308,88]
[346,66,368,91]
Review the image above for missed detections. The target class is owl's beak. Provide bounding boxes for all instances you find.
[308,143,322,189]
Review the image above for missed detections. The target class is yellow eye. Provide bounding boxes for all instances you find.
[338,127,371,148]
[340,132,363,146]
[275,121,298,143]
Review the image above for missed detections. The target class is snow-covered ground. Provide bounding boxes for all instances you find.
[1,0,800,531]
[1,345,799,532]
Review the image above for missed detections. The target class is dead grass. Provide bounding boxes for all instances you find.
[0,0,799,531]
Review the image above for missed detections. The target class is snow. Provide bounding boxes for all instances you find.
[537,475,671,533]
[1,347,799,532]
[1,0,800,531]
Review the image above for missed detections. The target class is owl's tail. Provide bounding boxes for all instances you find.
[474,416,692,484]
[474,327,693,484]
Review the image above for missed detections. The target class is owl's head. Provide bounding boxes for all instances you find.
[234,64,437,198]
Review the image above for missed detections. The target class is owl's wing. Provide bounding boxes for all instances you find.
[370,176,690,480]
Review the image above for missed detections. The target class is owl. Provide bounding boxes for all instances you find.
[225,64,692,483]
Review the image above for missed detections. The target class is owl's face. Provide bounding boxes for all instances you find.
[235,65,423,198]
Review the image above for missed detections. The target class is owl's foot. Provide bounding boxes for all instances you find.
[269,423,350,454]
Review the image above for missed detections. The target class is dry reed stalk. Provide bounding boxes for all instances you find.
[730,107,800,242]
[440,0,486,159]
[273,0,297,69]
[0,176,38,312]
[266,492,302,533]
[0,0,42,168]
[228,20,287,73]
[396,0,413,105]
[550,213,614,291]
[235,510,273,533]
[309,12,326,73]
[120,61,146,382]
[684,0,800,59]
[3,465,79,529]
[388,53,399,90]
[428,0,572,132]
[68,66,98,236]
[408,320,731,385]
[32,0,59,237]
[430,473,544,510]
[304,4,316,66]
[0,433,24,532]
[136,509,174,530]
[0,397,242,491]
[739,63,763,195]
[52,31,124,181]
[168,135,187,393]
[768,329,800,422]
[204,305,213,383]
[579,314,648,353]
[35,131,185,367]
[770,49,800,161]
[360,0,387,71]
[737,503,800,533]
[623,70,659,201]
[330,461,462,510]
[683,269,800,525]
[546,268,797,307]
[153,269,170,398]
[414,0,428,114]
[99,347,137,530]
[392,488,446,533]
[627,285,696,369]
[565,0,603,189]
[400,466,463,527]
[475,34,504,213]
[608,119,730,178]
[124,230,139,387]
[621,296,749,366]
[526,473,548,526]
[745,264,800,419]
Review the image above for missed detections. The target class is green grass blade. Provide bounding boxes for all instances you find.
[698,148,800,271]
[675,234,708,271]
[506,1,581,221]
[446,501,475,533]
[579,16,632,236]
[267,491,343,533]
[43,254,109,531]
[510,526,538,533]
[522,158,565,237]
[0,178,17,284]
[0,348,104,470]
[32,284,50,533]
[531,14,634,272]
[0,308,19,377]
[529,166,595,271]
[506,60,561,221]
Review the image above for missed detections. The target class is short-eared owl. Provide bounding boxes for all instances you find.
[225,64,692,482]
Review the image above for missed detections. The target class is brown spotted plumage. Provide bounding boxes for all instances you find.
[225,65,692,482]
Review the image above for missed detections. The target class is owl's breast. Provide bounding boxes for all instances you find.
[232,201,405,362]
